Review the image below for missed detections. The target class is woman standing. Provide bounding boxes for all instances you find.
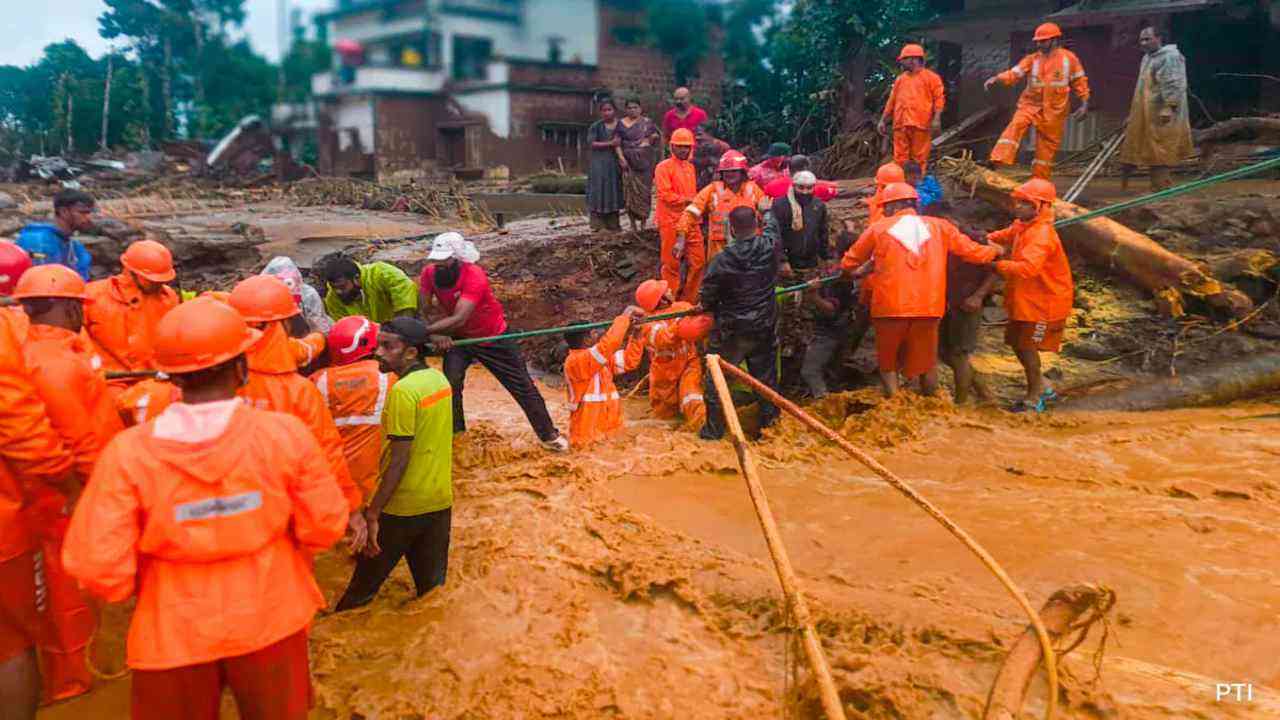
[618,99,662,231]
[587,99,624,232]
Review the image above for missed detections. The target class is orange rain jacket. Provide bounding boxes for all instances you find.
[0,310,74,562]
[989,206,1074,323]
[61,404,349,670]
[23,324,124,479]
[310,359,395,499]
[883,68,945,130]
[842,209,999,319]
[241,322,361,511]
[564,314,631,448]
[84,272,180,380]
[623,302,705,427]
[997,48,1090,124]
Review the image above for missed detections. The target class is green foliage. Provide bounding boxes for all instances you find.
[645,0,710,85]
[281,39,330,103]
[719,0,934,151]
[194,39,278,138]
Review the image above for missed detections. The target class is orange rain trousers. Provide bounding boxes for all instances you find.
[23,324,125,702]
[989,48,1090,179]
[564,315,631,448]
[893,127,933,170]
[623,303,705,428]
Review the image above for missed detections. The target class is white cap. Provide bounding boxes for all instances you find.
[426,231,479,263]
[792,171,817,186]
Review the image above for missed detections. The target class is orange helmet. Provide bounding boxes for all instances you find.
[0,242,32,296]
[875,163,905,185]
[154,297,262,374]
[670,128,695,146]
[717,150,749,173]
[634,279,670,313]
[229,274,299,322]
[898,44,926,61]
[121,240,176,282]
[11,264,90,301]
[676,313,714,342]
[1012,178,1057,206]
[1033,22,1062,41]
[880,182,919,204]
[328,315,379,365]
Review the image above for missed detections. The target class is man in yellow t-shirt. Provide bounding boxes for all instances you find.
[335,317,453,611]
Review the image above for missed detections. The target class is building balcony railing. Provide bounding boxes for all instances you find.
[313,65,448,96]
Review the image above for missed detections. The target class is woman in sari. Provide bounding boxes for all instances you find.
[618,99,662,231]
[586,99,624,232]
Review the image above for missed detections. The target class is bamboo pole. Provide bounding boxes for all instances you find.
[714,359,1060,720]
[704,355,847,720]
[624,372,649,400]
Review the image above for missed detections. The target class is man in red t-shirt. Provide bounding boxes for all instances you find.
[662,87,709,139]
[418,232,568,452]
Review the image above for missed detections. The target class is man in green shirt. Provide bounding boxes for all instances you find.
[322,256,419,323]
[335,317,453,611]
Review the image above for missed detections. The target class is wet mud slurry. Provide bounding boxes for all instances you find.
[43,369,1280,719]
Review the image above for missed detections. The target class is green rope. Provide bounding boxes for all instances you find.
[455,154,1280,348]
[453,278,827,347]
[1054,154,1280,228]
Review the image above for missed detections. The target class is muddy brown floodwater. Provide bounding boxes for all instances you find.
[41,366,1280,719]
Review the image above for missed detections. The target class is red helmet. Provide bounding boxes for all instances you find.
[898,44,926,61]
[1033,22,1062,41]
[875,163,905,185]
[0,242,32,296]
[880,182,919,204]
[717,150,749,173]
[328,315,380,365]
[1012,178,1057,206]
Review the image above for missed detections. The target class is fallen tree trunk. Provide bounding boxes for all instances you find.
[1193,117,1280,145]
[939,160,1253,318]
[1061,352,1280,412]
[984,584,1116,720]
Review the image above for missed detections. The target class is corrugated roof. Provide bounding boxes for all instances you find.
[1049,0,1220,20]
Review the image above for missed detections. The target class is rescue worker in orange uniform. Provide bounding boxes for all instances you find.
[13,266,124,704]
[985,22,1090,180]
[878,44,946,171]
[841,183,1003,398]
[988,178,1074,413]
[0,255,76,720]
[675,150,767,301]
[653,128,699,301]
[62,299,351,720]
[84,239,180,389]
[866,162,906,226]
[622,280,707,429]
[228,275,368,546]
[563,305,644,448]
[310,316,396,498]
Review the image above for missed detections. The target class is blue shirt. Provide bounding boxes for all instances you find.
[16,223,92,280]
[917,175,945,212]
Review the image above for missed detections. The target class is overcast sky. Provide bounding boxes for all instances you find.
[0,0,334,67]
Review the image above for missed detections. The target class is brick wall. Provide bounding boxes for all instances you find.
[505,88,594,174]
[595,4,724,120]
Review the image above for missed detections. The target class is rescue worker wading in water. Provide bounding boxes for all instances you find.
[623,279,709,429]
[563,305,645,448]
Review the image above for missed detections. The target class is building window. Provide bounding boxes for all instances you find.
[383,31,442,69]
[540,124,586,149]
[452,35,493,80]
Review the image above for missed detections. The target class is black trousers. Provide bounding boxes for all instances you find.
[335,507,452,611]
[701,326,780,439]
[443,339,557,441]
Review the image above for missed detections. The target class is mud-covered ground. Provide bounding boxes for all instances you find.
[24,173,1280,719]
[45,371,1280,719]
